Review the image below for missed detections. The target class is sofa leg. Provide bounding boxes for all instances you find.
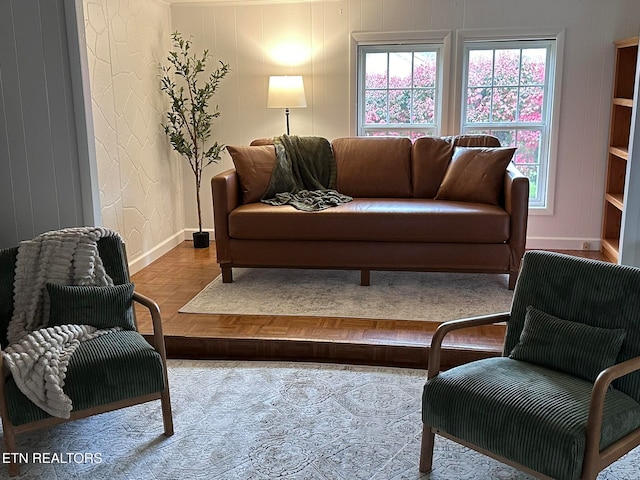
[221,266,233,283]
[360,269,370,286]
[419,424,435,473]
[508,272,517,290]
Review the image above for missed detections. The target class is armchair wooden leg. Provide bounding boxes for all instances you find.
[508,272,517,290]
[160,388,174,437]
[3,420,19,477]
[360,269,370,286]
[419,424,435,473]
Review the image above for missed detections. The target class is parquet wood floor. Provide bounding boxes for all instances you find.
[132,241,606,369]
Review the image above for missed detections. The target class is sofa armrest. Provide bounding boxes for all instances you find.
[211,169,240,264]
[504,164,529,273]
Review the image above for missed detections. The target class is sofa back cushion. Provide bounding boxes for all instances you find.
[332,137,412,198]
[227,144,276,204]
[412,135,501,198]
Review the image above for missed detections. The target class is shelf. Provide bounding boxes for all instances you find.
[601,238,619,263]
[609,146,629,160]
[615,36,640,49]
[613,97,634,107]
[610,104,633,150]
[613,40,638,99]
[602,36,638,264]
[605,193,624,211]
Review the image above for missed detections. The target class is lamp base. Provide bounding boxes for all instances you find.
[285,108,290,135]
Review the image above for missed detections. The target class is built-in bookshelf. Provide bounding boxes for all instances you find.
[602,36,639,263]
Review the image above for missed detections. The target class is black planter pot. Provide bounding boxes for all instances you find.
[192,231,210,248]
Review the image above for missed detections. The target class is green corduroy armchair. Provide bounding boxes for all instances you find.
[421,250,640,480]
[0,234,173,477]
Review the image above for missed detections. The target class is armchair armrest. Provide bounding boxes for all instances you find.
[504,164,529,272]
[428,312,510,379]
[132,291,168,362]
[583,356,640,473]
[211,169,240,265]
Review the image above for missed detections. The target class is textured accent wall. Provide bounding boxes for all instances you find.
[83,0,183,264]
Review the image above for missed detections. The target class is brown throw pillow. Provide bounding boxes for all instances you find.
[226,145,276,204]
[434,146,517,205]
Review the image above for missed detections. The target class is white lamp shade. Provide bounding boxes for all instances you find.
[267,75,307,109]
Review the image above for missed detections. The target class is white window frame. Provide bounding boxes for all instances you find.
[454,28,565,214]
[357,44,444,138]
[350,31,452,137]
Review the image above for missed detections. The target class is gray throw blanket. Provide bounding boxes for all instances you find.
[261,135,352,211]
[3,227,121,418]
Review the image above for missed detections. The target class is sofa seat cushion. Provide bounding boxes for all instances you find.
[4,330,165,426]
[229,199,510,243]
[423,357,640,480]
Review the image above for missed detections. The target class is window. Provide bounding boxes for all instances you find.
[357,44,442,139]
[461,40,557,208]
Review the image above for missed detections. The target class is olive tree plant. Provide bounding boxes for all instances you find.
[160,32,230,247]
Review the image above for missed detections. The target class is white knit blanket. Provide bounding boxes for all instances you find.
[3,227,122,419]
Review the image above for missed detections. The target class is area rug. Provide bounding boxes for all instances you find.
[5,360,637,479]
[179,268,514,322]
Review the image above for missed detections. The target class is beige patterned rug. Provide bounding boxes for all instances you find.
[6,360,638,479]
[180,268,514,322]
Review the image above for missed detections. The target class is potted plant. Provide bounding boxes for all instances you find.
[160,32,230,248]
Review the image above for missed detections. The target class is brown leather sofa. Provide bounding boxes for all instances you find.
[212,135,529,289]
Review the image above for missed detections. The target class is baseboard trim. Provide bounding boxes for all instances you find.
[526,237,601,251]
[128,230,186,275]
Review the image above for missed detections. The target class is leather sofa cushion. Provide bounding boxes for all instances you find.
[435,146,517,206]
[332,137,412,198]
[229,199,509,243]
[227,145,276,203]
[412,135,501,198]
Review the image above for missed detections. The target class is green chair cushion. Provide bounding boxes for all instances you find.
[506,251,640,402]
[46,282,136,330]
[509,306,627,382]
[423,357,640,480]
[96,235,131,285]
[4,330,165,426]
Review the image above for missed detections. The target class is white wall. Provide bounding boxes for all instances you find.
[0,0,98,249]
[171,0,640,251]
[83,0,184,272]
